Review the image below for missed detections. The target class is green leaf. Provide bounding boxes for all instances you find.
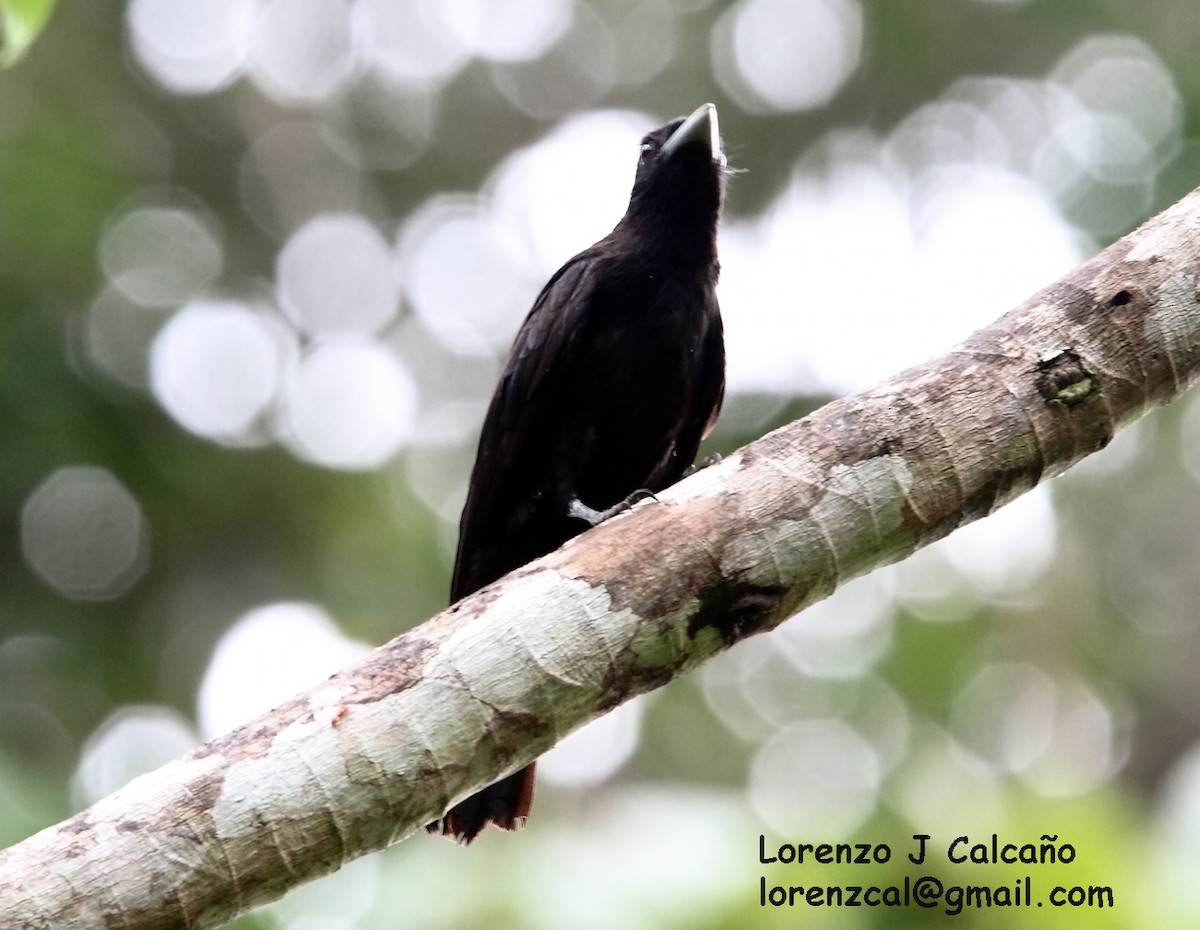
[0,0,56,68]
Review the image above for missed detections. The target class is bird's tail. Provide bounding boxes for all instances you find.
[425,763,536,843]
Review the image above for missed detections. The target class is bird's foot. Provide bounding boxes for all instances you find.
[682,452,723,478]
[567,489,657,526]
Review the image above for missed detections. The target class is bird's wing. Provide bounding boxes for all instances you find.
[450,250,600,600]
[656,291,725,486]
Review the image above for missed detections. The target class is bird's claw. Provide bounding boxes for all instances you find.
[567,488,657,526]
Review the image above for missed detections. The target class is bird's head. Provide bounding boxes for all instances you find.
[622,103,727,262]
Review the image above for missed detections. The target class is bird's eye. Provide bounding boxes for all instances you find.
[638,142,655,163]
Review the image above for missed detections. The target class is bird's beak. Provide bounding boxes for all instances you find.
[660,102,724,166]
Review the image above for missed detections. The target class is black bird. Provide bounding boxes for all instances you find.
[427,103,728,842]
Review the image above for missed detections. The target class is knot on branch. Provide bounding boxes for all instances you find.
[1036,349,1098,408]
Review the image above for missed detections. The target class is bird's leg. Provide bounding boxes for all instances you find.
[567,489,657,526]
[682,452,723,478]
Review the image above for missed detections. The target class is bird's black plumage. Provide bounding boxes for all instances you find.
[427,103,728,842]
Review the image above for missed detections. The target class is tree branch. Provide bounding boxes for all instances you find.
[6,186,1200,929]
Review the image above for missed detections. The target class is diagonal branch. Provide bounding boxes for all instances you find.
[5,186,1200,929]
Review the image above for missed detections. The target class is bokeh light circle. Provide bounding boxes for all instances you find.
[151,299,295,444]
[277,213,399,337]
[100,201,223,308]
[21,466,149,601]
[281,339,418,469]
[127,0,252,94]
[713,0,863,113]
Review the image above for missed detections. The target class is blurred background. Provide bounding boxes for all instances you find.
[4,0,1200,927]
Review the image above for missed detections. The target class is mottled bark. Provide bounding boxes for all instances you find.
[4,187,1200,929]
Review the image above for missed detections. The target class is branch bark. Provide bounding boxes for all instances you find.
[6,187,1200,928]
